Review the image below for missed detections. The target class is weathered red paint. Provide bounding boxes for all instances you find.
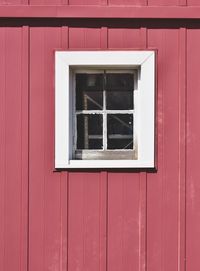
[1,2,200,271]
[0,6,200,18]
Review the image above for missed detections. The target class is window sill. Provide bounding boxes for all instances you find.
[55,160,154,169]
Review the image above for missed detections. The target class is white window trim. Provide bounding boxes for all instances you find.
[55,51,155,169]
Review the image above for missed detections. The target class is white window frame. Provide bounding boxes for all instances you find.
[55,51,155,169]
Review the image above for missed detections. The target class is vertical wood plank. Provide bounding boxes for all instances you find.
[178,28,186,271]
[147,29,180,271]
[108,0,147,6]
[99,171,107,271]
[100,27,108,49]
[186,28,200,271]
[60,172,68,271]
[0,27,6,271]
[29,0,63,5]
[21,25,29,271]
[68,0,100,5]
[0,27,28,271]
[179,0,187,6]
[29,27,62,271]
[139,173,147,271]
[101,0,108,5]
[148,0,179,6]
[107,173,140,271]
[29,28,45,271]
[108,28,142,49]
[69,27,101,49]
[68,172,105,271]
[187,0,199,6]
[0,0,27,4]
[5,28,23,271]
[0,27,6,270]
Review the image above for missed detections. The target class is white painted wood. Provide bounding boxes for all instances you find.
[55,51,155,169]
[55,54,69,168]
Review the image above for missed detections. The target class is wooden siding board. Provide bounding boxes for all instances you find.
[0,27,28,271]
[69,0,101,5]
[148,0,179,5]
[186,28,200,271]
[29,27,46,271]
[0,0,27,5]
[20,25,29,271]
[187,0,199,5]
[147,29,180,271]
[69,27,101,49]
[29,0,63,5]
[29,27,62,271]
[108,28,142,49]
[178,27,186,271]
[0,27,6,271]
[4,30,23,271]
[108,0,147,6]
[4,6,200,18]
[68,172,105,271]
[107,173,140,271]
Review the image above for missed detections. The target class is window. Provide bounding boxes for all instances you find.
[74,70,136,160]
[55,51,155,168]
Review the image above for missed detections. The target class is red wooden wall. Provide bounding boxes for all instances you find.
[0,2,200,271]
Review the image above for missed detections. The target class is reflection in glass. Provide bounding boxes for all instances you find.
[106,73,134,110]
[107,114,133,149]
[106,73,134,91]
[76,73,103,110]
[77,114,103,149]
[106,89,133,110]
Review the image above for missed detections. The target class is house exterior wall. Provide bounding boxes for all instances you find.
[0,4,199,271]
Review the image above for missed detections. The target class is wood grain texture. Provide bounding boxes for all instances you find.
[148,0,179,5]
[0,18,199,271]
[107,173,140,271]
[0,0,28,5]
[69,27,101,49]
[147,29,180,271]
[69,0,101,5]
[108,0,147,6]
[178,27,186,271]
[68,173,106,271]
[4,6,200,18]
[186,28,200,271]
[0,27,28,271]
[29,27,62,271]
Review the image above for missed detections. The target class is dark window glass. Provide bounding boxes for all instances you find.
[77,114,103,149]
[106,73,134,91]
[76,73,103,110]
[106,90,133,110]
[106,73,134,110]
[107,114,133,149]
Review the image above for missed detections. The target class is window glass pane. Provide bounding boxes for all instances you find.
[106,90,133,110]
[106,73,134,110]
[107,114,133,149]
[106,73,134,91]
[76,73,103,110]
[77,114,103,149]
